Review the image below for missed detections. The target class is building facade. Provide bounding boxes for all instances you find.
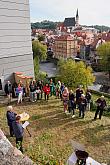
[0,0,34,89]
[53,35,78,59]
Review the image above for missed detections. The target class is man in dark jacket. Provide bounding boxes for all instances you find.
[76,86,83,106]
[94,96,107,120]
[4,81,12,104]
[29,80,36,102]
[6,106,17,137]
[85,89,92,111]
[12,116,24,153]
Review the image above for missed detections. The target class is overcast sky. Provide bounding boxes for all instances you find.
[30,0,110,26]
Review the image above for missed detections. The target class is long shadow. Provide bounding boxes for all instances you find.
[30,109,63,120]
[81,124,110,146]
[64,119,93,128]
[30,111,74,132]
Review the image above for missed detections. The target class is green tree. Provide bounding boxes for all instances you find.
[38,34,45,42]
[56,59,95,88]
[34,56,39,78]
[97,42,110,79]
[32,40,47,61]
[32,40,47,77]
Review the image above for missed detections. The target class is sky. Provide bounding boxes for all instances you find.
[30,0,110,26]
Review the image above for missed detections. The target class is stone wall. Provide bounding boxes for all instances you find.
[0,129,35,165]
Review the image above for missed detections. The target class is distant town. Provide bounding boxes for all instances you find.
[31,9,110,91]
[31,9,110,62]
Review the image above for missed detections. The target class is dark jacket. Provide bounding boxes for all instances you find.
[6,111,17,126]
[12,121,24,139]
[29,83,36,92]
[69,93,75,101]
[96,98,107,109]
[76,88,83,101]
[86,92,91,103]
[4,83,12,95]
[79,98,87,110]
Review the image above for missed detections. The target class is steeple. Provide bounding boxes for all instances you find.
[76,8,79,27]
[76,8,79,18]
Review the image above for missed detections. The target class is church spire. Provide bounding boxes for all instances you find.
[76,8,79,27]
[76,8,79,18]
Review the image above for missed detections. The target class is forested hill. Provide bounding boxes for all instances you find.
[31,21,110,32]
[31,20,59,29]
[84,25,110,32]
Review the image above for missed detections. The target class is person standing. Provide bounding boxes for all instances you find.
[36,86,41,100]
[78,94,87,118]
[4,81,12,105]
[68,90,76,118]
[62,87,69,113]
[94,96,107,120]
[76,86,83,108]
[29,80,36,102]
[60,83,65,100]
[16,84,23,104]
[49,79,55,96]
[85,89,92,111]
[12,116,24,153]
[56,81,61,99]
[6,106,17,137]
[37,80,44,99]
[43,84,50,101]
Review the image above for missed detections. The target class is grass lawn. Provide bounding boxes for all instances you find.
[0,96,110,165]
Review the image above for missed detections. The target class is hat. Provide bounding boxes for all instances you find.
[7,106,13,111]
[101,95,104,98]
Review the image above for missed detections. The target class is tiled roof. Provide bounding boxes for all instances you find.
[64,17,75,27]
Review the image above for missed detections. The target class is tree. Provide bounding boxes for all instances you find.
[38,34,45,42]
[32,40,47,77]
[32,40,47,61]
[97,42,110,79]
[56,59,95,88]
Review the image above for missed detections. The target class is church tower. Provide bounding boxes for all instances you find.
[76,8,79,27]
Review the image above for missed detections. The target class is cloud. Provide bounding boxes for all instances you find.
[29,0,110,26]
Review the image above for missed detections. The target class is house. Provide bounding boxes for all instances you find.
[0,0,34,90]
[53,35,78,59]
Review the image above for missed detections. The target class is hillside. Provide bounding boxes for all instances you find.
[31,21,110,32]
[1,96,110,164]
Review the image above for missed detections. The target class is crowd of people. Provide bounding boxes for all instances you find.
[5,79,107,153]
